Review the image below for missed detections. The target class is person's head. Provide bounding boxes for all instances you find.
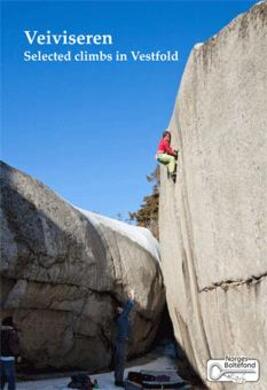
[2,316,14,327]
[162,130,171,143]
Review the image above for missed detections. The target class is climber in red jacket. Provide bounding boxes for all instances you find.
[156,130,178,181]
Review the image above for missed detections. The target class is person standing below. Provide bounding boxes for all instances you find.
[0,317,20,390]
[156,130,178,181]
[114,289,135,388]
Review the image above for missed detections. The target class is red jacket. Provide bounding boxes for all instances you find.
[157,138,176,156]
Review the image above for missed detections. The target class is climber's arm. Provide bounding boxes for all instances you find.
[122,289,135,317]
[163,140,177,157]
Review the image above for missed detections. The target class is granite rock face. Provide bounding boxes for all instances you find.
[159,2,267,389]
[0,161,164,371]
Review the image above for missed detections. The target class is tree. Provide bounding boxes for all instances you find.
[129,166,160,239]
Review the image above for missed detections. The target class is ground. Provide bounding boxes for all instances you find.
[17,346,192,389]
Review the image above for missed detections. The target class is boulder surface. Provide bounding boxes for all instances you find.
[159,2,267,389]
[1,161,165,371]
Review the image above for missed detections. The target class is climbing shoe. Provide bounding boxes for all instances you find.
[171,173,177,183]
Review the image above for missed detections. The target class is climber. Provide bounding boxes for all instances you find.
[156,130,178,181]
[114,289,135,388]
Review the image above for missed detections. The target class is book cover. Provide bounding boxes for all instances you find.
[1,1,266,389]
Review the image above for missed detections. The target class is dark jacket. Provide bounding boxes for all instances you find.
[0,326,20,357]
[116,299,134,340]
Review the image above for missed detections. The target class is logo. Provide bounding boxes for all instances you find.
[207,356,260,384]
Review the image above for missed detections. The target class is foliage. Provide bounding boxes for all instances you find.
[129,166,160,239]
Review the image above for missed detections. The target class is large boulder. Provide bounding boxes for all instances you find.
[0,161,165,371]
[159,2,267,389]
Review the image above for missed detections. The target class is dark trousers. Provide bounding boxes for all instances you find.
[0,360,16,390]
[114,339,127,383]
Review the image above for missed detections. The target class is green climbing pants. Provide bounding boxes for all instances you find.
[157,153,176,174]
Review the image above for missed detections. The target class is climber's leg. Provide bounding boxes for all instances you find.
[157,154,176,175]
[157,154,174,172]
[168,156,176,174]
